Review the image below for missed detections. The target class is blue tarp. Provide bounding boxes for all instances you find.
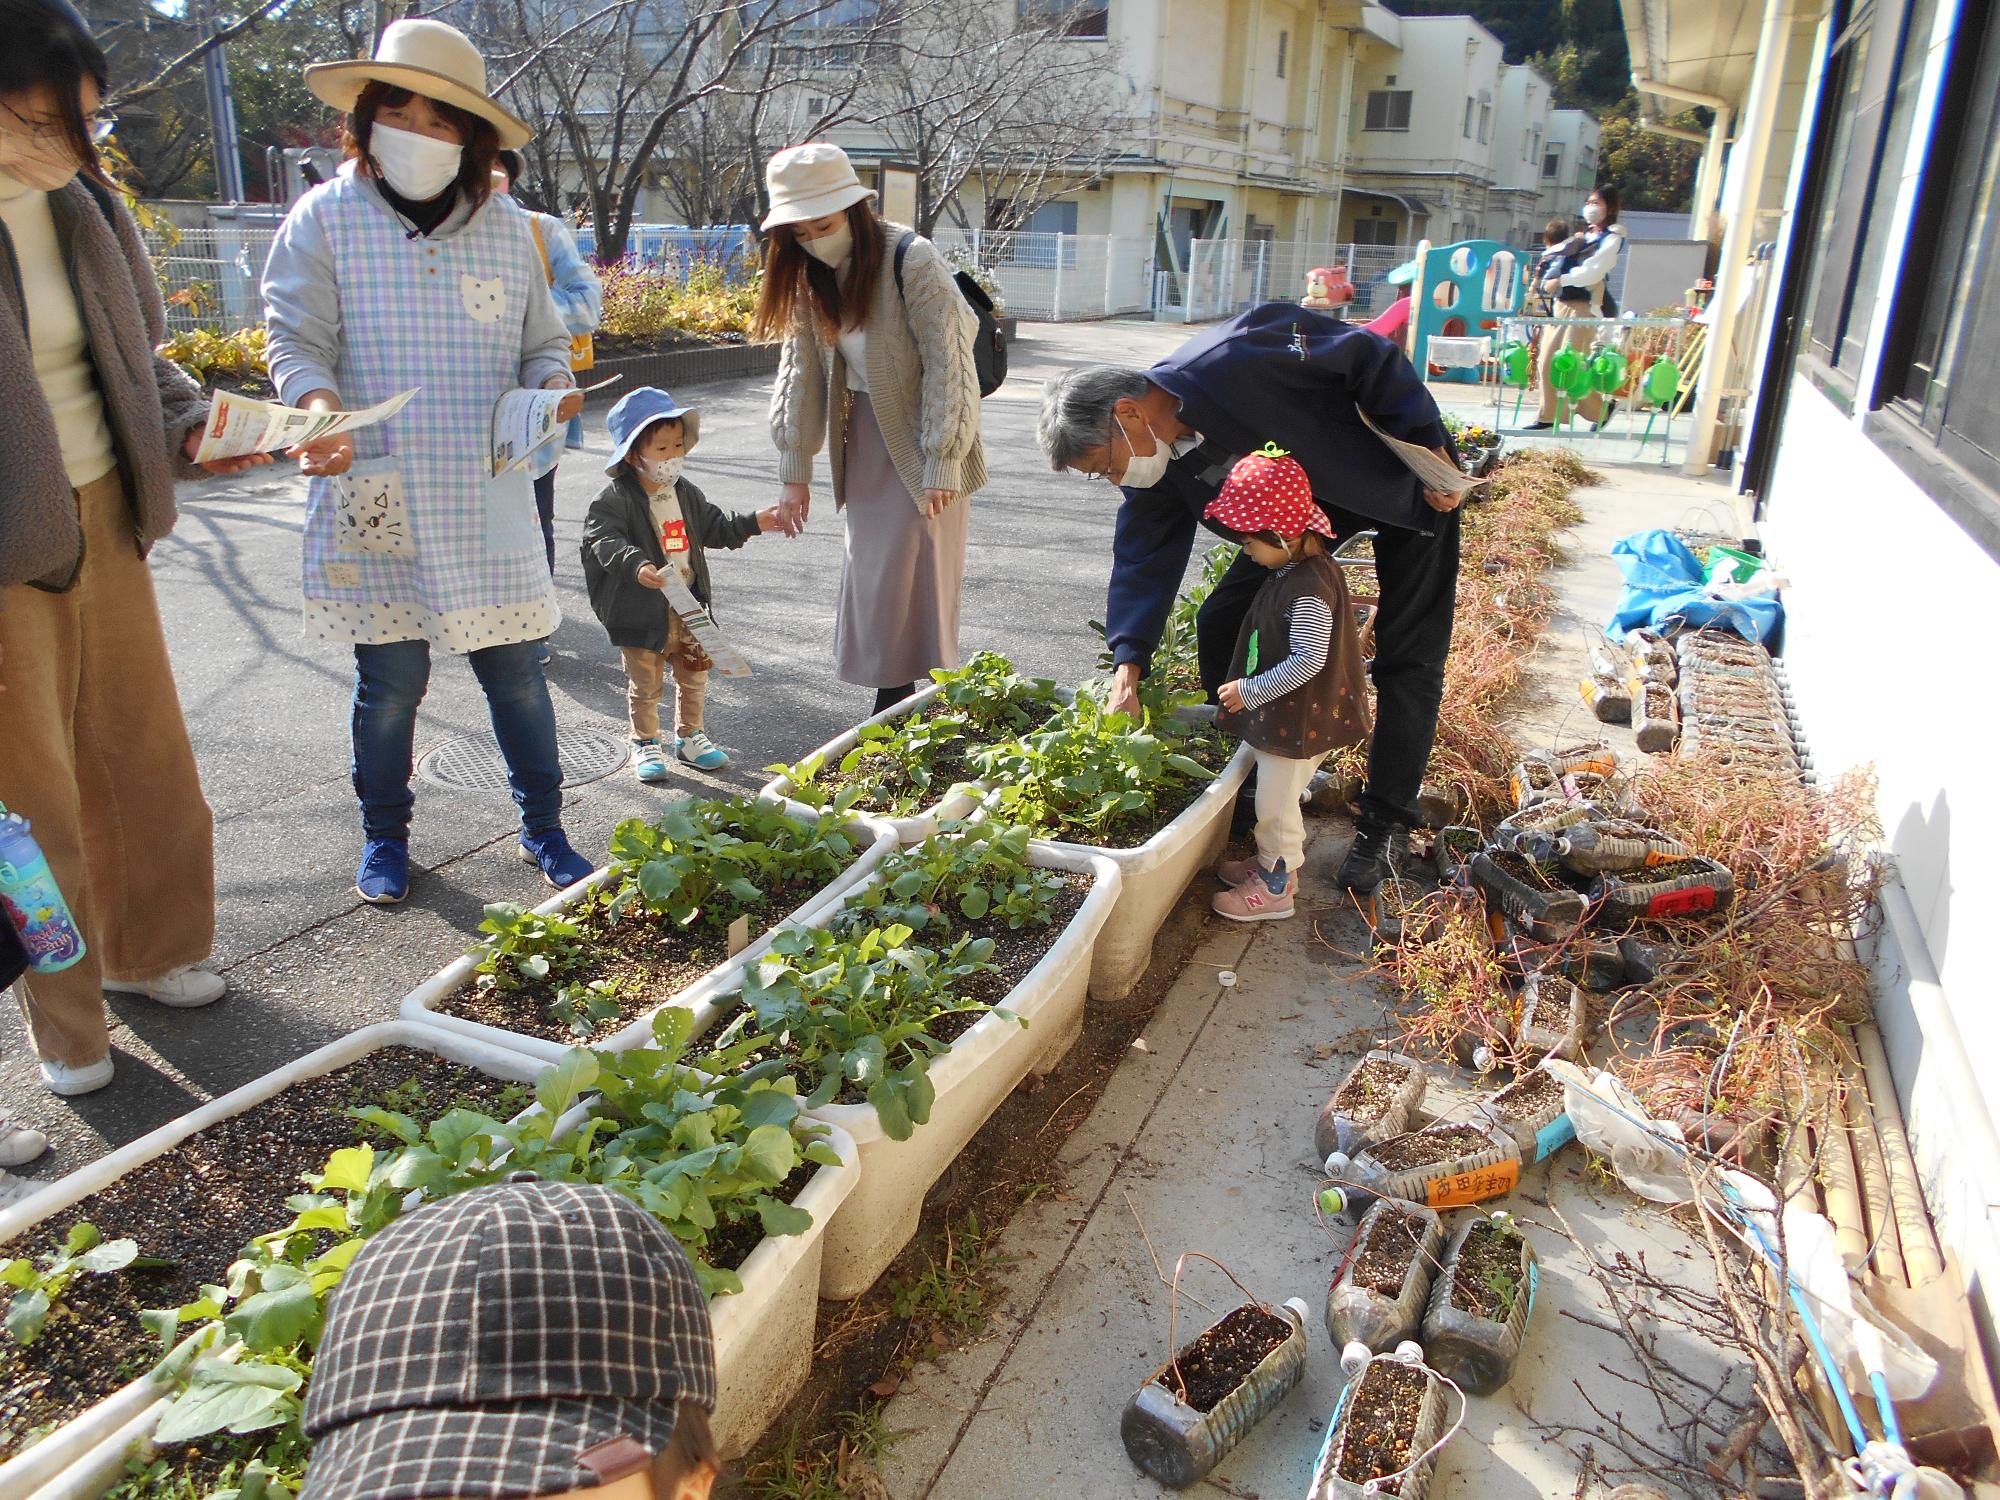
[1606,529,1783,643]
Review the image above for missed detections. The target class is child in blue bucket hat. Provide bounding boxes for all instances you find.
[582,388,793,779]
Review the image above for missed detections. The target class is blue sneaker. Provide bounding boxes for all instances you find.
[519,828,594,890]
[676,730,729,770]
[356,838,410,905]
[631,738,670,783]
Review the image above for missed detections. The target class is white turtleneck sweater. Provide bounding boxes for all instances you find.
[0,168,116,488]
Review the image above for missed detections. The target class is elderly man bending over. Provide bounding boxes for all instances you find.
[1037,303,1460,892]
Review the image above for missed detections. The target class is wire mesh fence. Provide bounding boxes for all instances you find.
[146,224,281,335]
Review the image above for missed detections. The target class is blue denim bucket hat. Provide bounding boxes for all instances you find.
[604,387,701,472]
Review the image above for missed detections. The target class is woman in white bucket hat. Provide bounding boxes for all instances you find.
[261,17,594,906]
[753,141,985,716]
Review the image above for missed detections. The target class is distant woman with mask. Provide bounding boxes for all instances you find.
[754,142,985,716]
[1529,183,1626,431]
[263,18,592,906]
[0,0,269,1105]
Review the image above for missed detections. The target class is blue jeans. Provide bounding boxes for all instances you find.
[351,639,564,840]
[565,413,585,450]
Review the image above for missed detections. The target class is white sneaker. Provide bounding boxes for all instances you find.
[0,1118,48,1168]
[0,1171,42,1210]
[41,1055,114,1097]
[104,964,226,1008]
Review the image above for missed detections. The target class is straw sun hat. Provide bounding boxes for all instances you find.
[761,142,877,230]
[306,18,532,150]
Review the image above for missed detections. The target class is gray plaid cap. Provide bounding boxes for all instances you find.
[302,1180,716,1500]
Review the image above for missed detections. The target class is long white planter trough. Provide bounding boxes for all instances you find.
[0,1022,548,1500]
[1033,741,1253,1004]
[758,682,984,844]
[796,844,1122,1299]
[398,809,897,1064]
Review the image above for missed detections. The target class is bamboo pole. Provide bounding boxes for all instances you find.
[1810,1067,1869,1271]
[1852,1021,1944,1284]
[1834,1030,1905,1286]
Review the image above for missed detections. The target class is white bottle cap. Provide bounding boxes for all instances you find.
[1393,1339,1425,1364]
[1218,970,1238,988]
[1323,1150,1350,1177]
[1340,1340,1373,1377]
[1472,1045,1496,1071]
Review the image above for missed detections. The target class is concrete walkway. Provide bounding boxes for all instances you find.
[875,455,1752,1498]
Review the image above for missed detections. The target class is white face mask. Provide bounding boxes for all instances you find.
[1114,412,1171,489]
[800,222,853,267]
[638,455,684,488]
[0,134,81,192]
[370,123,463,202]
[1583,202,1604,226]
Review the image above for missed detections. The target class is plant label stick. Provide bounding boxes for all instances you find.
[659,575,751,678]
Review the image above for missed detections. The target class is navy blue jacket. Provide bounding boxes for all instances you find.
[1105,303,1450,672]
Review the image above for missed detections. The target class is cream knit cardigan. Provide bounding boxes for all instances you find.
[769,224,987,508]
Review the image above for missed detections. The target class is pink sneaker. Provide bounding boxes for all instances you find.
[1212,867,1297,922]
[1215,855,1262,886]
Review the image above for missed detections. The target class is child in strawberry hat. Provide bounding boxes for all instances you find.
[1203,445,1371,921]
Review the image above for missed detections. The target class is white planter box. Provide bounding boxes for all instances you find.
[793,845,1121,1300]
[398,811,897,1064]
[1033,741,1253,1003]
[0,1022,548,1500]
[758,683,984,845]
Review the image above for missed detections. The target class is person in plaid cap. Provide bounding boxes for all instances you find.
[302,1180,720,1500]
[1203,445,1369,922]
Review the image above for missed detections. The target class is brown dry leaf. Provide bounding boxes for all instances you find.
[867,1373,902,1399]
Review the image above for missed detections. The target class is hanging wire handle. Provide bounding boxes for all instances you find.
[1352,1348,1469,1495]
[1165,1251,1273,1405]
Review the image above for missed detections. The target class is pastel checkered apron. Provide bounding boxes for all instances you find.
[297,177,557,652]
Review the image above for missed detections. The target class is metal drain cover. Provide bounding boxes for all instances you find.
[416,725,629,791]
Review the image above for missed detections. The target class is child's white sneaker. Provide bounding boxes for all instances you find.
[632,739,670,783]
[677,731,728,770]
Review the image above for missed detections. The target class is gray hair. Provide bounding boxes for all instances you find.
[1038,366,1152,472]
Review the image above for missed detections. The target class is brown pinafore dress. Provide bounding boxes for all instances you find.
[1216,554,1370,756]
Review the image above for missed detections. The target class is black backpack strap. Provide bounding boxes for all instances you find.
[892,230,914,298]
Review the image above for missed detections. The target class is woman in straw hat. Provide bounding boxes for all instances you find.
[262,18,593,906]
[753,142,985,716]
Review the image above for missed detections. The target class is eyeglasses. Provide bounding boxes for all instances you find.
[1080,424,1125,483]
[0,99,117,146]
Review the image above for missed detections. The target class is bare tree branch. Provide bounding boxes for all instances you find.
[109,0,294,108]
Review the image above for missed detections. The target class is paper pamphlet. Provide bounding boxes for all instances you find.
[660,574,751,679]
[489,377,623,476]
[1357,409,1485,497]
[194,387,417,465]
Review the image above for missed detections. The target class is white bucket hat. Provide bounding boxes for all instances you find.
[761,143,876,231]
[306,19,533,150]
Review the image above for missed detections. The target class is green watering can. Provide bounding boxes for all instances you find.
[1589,349,1629,394]
[1549,348,1591,401]
[1497,341,1530,385]
[1642,356,1682,406]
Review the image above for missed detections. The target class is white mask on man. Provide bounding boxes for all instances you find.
[801,222,853,267]
[370,123,463,202]
[1115,412,1172,490]
[638,455,684,489]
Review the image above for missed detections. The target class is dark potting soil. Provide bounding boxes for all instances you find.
[818,735,978,816]
[1527,989,1575,1032]
[1335,1360,1429,1493]
[1488,1068,1564,1121]
[109,1436,295,1500]
[1613,859,1721,883]
[1486,851,1573,893]
[1369,1123,1495,1171]
[1352,1206,1430,1296]
[440,877,821,1043]
[1332,1059,1411,1124]
[1449,1221,1524,1322]
[1160,1303,1291,1414]
[701,1161,818,1274]
[0,1051,518,1462]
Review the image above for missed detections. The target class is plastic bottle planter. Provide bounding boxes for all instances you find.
[1561,938,1627,993]
[1679,680,1783,721]
[1633,682,1681,754]
[1676,633,1770,669]
[1307,1355,1451,1500]
[1420,1214,1539,1395]
[1432,827,1482,886]
[1323,1199,1445,1351]
[1617,934,1675,985]
[1120,1295,1311,1490]
[1507,756,1561,809]
[1582,642,1633,725]
[1512,974,1586,1064]
[1468,852,1584,943]
[1628,631,1678,685]
[1534,819,1690,876]
[1474,1063,1574,1162]
[1368,874,1440,948]
[1493,802,1595,854]
[1325,1120,1521,1218]
[1315,1051,1429,1164]
[1590,857,1736,924]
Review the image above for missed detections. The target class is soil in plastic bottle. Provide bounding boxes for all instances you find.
[1333,1059,1413,1124]
[1487,1069,1564,1122]
[1335,1360,1429,1493]
[1449,1221,1526,1321]
[1527,988,1574,1032]
[1164,1304,1292,1413]
[1370,1124,1496,1171]
[1352,1205,1431,1294]
[1485,851,1573,893]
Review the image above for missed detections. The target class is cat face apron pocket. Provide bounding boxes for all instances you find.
[460,273,506,324]
[483,465,540,555]
[333,457,413,555]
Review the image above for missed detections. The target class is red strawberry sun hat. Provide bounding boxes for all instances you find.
[1204,443,1333,540]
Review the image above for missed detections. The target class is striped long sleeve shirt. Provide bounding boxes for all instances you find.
[1235,563,1335,712]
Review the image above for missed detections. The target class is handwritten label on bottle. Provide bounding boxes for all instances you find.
[1423,1159,1520,1209]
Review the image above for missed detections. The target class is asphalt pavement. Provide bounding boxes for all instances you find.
[0,318,1204,1177]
